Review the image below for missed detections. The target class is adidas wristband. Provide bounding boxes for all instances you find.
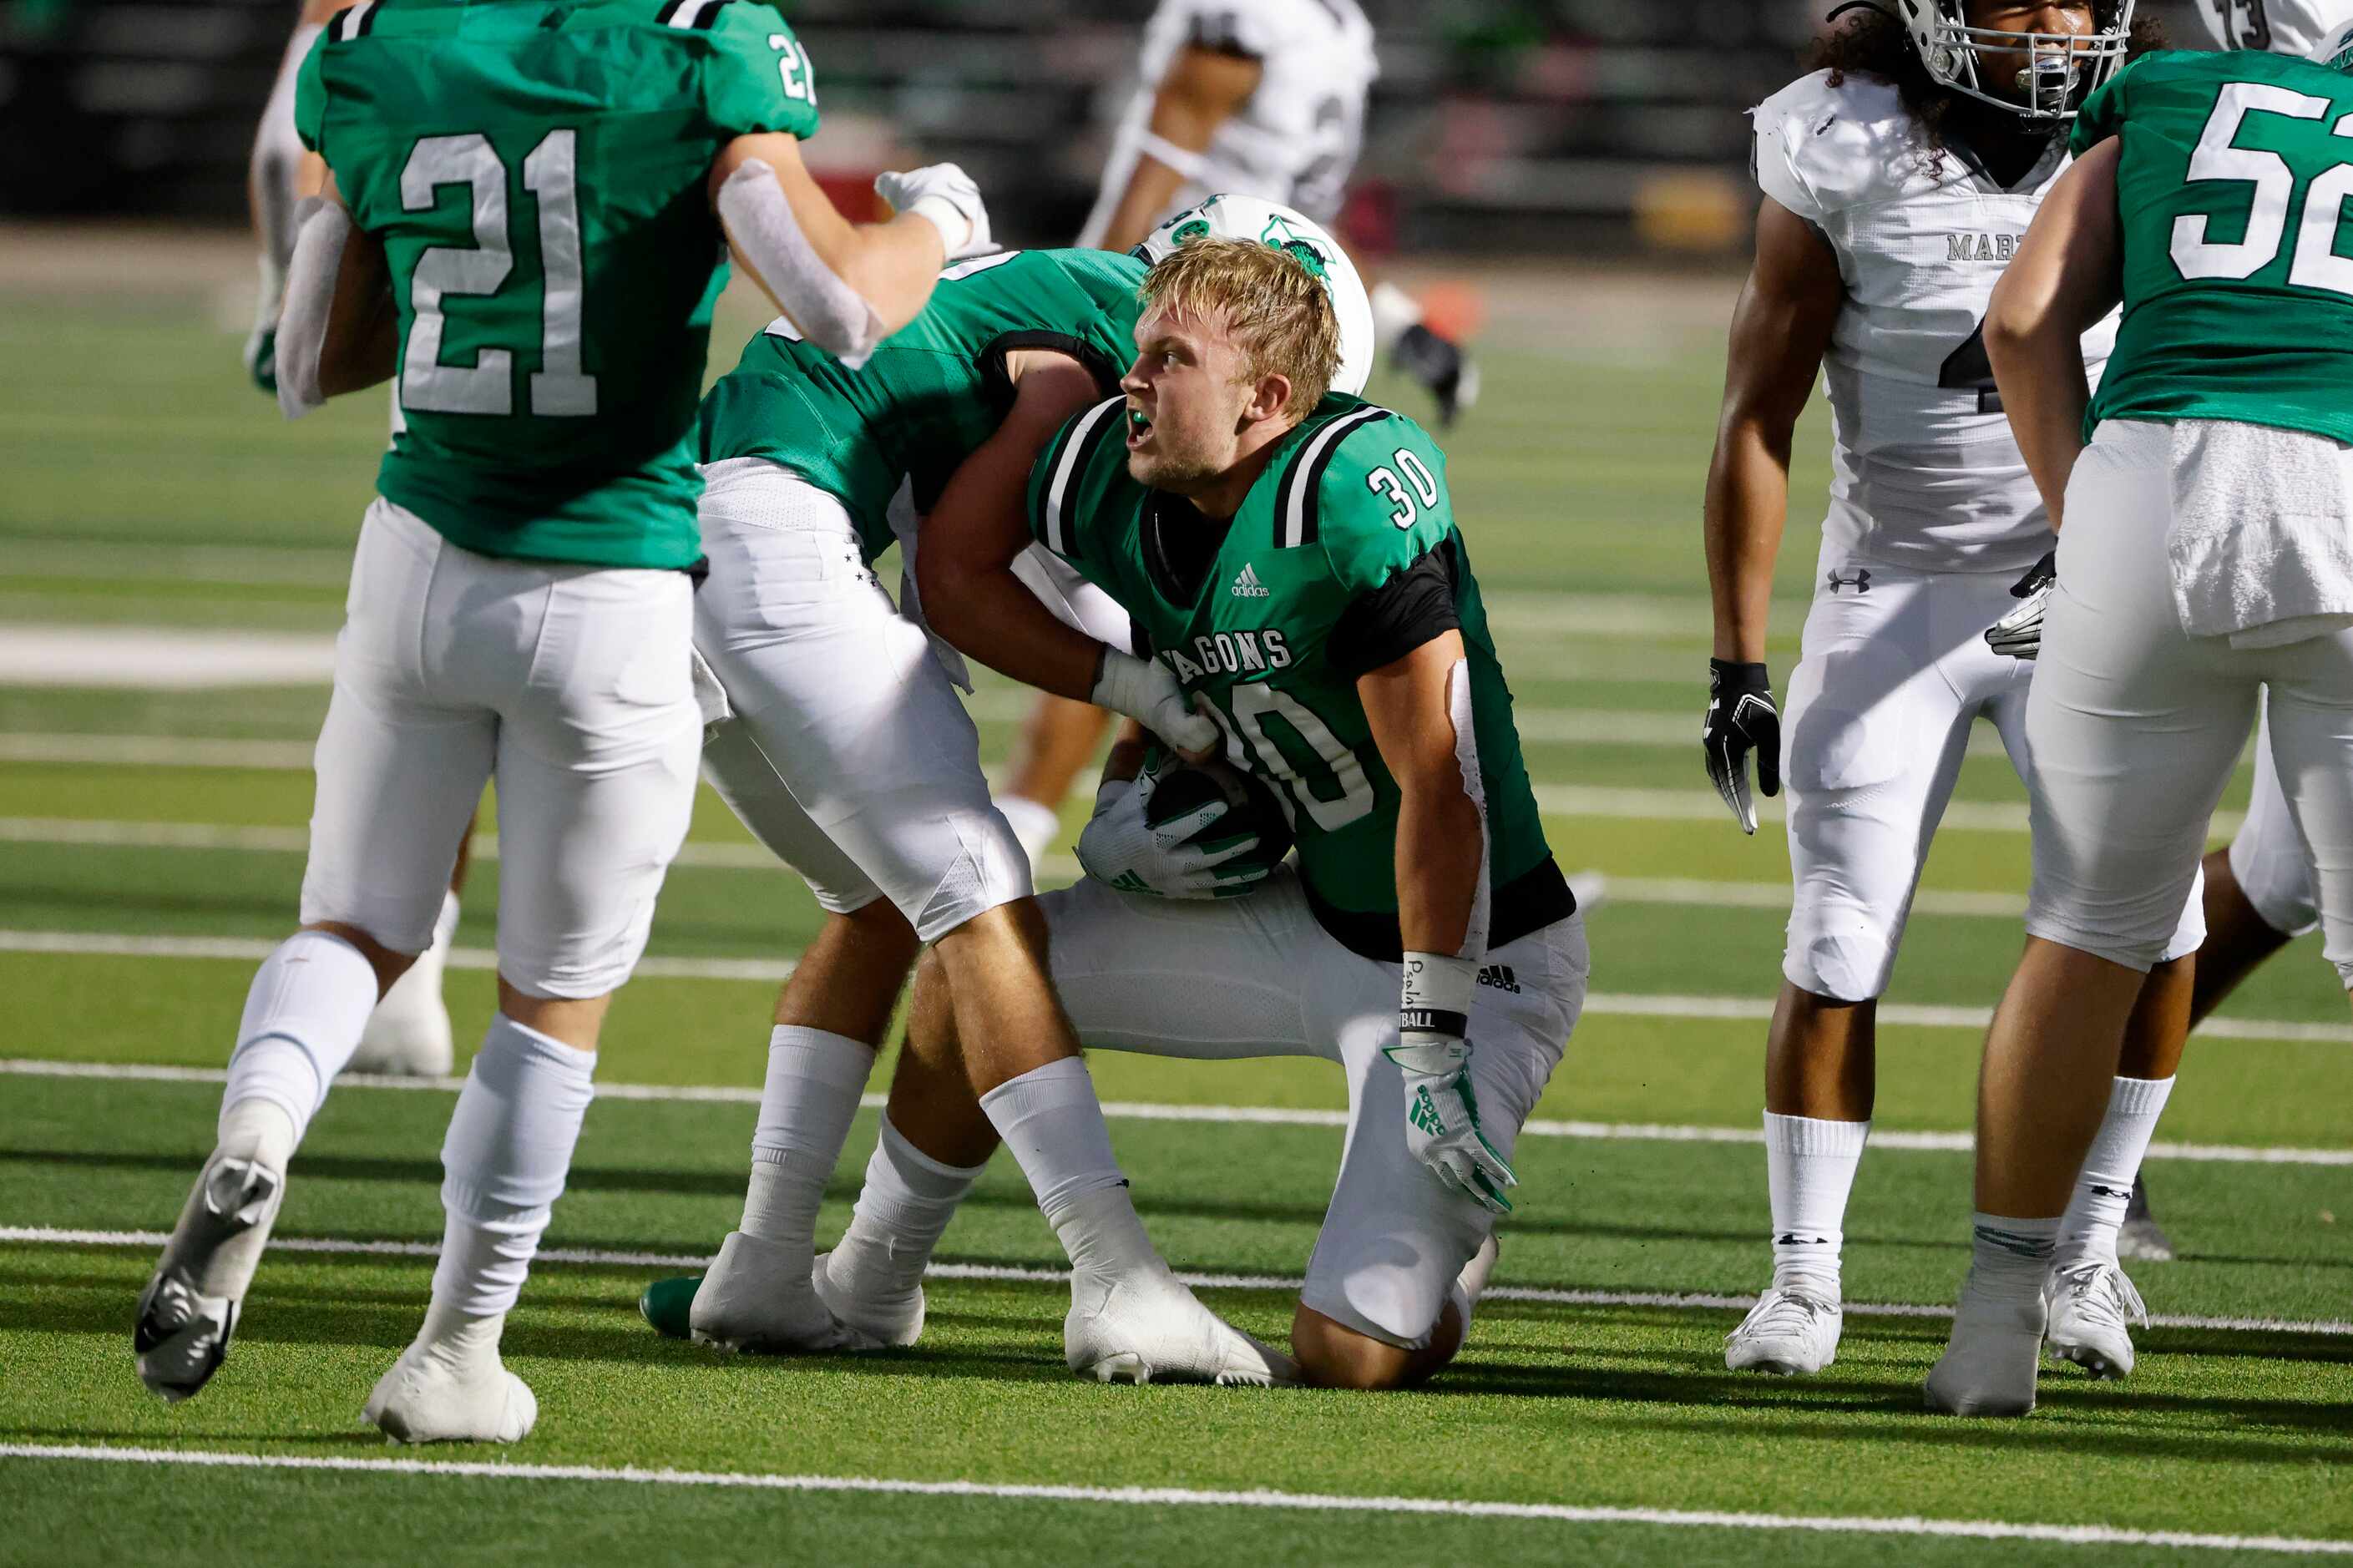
[1400,950,1477,1039]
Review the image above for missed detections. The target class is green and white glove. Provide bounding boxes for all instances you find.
[1075,773,1266,898]
[1384,952,1516,1214]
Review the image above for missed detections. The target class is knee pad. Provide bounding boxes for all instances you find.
[1782,902,1895,1004]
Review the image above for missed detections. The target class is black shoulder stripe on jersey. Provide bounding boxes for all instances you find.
[1273,405,1389,549]
[660,0,734,30]
[1042,397,1126,559]
[334,0,380,41]
[976,331,1125,417]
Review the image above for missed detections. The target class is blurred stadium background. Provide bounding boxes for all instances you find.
[3,3,2349,1562]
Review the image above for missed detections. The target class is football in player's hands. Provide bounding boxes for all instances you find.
[1143,754,1295,880]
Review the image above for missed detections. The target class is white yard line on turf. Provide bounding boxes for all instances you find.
[7,925,2352,1047]
[3,1227,2349,1339]
[4,1445,2341,1555]
[6,1055,2350,1167]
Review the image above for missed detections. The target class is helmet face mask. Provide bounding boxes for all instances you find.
[1131,195,1377,397]
[1896,0,2136,120]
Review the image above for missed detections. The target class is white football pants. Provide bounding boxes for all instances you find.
[300,498,700,997]
[1037,869,1587,1349]
[1780,553,2204,1001]
[2028,419,2353,980]
[692,459,1030,941]
[2230,701,2322,938]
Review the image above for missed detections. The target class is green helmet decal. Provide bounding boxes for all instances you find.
[1258,214,1330,279]
[1171,217,1212,245]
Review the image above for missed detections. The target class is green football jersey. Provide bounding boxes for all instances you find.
[1027,393,1571,961]
[296,0,822,569]
[2074,48,2353,444]
[699,248,1149,560]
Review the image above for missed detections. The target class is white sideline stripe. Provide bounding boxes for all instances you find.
[5,923,2350,1046]
[0,626,338,690]
[7,1056,2350,1167]
[3,1447,2344,1556]
[5,1227,2350,1341]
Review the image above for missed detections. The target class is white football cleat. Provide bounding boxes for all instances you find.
[363,1342,536,1444]
[134,1151,286,1402]
[352,915,454,1077]
[1065,1264,1298,1386]
[1925,1278,2047,1417]
[1723,1287,1841,1376]
[813,1247,924,1348]
[688,1231,878,1353]
[2044,1257,2147,1379]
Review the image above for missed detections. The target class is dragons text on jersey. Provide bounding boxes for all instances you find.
[296,0,821,569]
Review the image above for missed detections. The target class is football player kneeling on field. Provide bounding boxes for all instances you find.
[832,236,1586,1388]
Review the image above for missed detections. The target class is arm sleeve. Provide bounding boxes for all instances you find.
[701,3,822,140]
[1326,540,1462,679]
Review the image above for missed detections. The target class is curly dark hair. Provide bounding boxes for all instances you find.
[1813,3,2167,167]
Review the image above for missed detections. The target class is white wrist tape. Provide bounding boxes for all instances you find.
[903,195,972,259]
[1136,130,1212,181]
[276,195,352,420]
[716,159,888,370]
[1090,647,1171,725]
[1401,951,1478,1039]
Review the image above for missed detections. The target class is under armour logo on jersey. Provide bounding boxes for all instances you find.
[1231,563,1270,598]
[1825,567,1871,594]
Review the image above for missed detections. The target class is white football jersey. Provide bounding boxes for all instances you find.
[2190,0,2353,55]
[1076,0,1378,245]
[1752,71,2117,574]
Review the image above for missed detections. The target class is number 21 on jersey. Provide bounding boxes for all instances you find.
[399,129,597,417]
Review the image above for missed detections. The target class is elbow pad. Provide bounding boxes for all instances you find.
[275,195,352,420]
[716,159,887,369]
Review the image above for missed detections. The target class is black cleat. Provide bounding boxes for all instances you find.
[1391,321,1480,427]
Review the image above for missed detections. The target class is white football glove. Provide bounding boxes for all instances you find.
[874,164,992,260]
[1384,953,1516,1214]
[1091,648,1219,760]
[1986,549,2056,660]
[1075,775,1268,898]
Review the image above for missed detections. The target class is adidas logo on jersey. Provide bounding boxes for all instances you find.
[1232,564,1270,598]
[1476,964,1520,994]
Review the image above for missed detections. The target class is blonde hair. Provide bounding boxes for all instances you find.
[1139,236,1341,417]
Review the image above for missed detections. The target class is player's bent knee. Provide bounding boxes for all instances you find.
[303,919,419,997]
[1291,1305,1426,1391]
[1781,920,1894,1005]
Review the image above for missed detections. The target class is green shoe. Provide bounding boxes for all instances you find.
[640,1274,702,1339]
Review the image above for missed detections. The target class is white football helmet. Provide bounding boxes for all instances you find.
[1894,0,2138,119]
[1132,195,1376,396]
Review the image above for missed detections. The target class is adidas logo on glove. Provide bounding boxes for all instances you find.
[1231,564,1270,598]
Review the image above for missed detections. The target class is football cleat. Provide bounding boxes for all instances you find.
[1723,1287,1841,1376]
[363,1343,536,1444]
[686,1231,878,1354]
[1925,1276,2047,1417]
[813,1247,925,1348]
[2044,1257,2148,1379]
[1389,321,1479,427]
[1064,1264,1298,1386]
[2117,1174,2176,1263]
[134,1151,286,1403]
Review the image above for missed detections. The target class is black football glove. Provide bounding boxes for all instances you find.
[1985,549,2056,660]
[1703,659,1780,835]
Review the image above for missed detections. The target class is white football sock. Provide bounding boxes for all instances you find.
[1763,1111,1868,1302]
[1370,280,1426,351]
[409,1297,509,1378]
[1966,1211,2059,1303]
[741,1025,875,1252]
[997,796,1061,873]
[979,1058,1147,1275]
[2057,1075,2175,1268]
[220,928,382,1143]
[829,1114,985,1300]
[429,1014,595,1318]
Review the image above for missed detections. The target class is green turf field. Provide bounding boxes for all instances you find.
[1,240,2348,1565]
